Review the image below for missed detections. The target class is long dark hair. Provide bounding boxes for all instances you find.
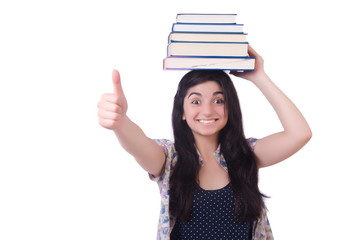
[170,70,266,223]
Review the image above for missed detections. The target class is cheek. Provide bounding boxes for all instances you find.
[216,105,227,116]
[182,104,194,120]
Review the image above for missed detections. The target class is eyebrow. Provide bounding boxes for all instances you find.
[187,91,224,99]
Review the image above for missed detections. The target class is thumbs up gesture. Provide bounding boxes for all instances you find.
[98,70,128,130]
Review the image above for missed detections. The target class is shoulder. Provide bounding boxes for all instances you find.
[154,138,174,147]
[154,139,176,157]
[149,139,177,182]
[246,137,258,152]
[154,139,178,164]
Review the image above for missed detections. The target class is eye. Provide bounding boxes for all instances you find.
[214,98,224,104]
[191,99,201,104]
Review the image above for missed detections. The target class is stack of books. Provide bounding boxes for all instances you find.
[163,13,255,71]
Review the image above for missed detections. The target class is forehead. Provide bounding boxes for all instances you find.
[186,81,222,96]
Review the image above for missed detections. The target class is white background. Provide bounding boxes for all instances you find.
[1,0,361,239]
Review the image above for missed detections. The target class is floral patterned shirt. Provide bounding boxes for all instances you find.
[149,138,273,240]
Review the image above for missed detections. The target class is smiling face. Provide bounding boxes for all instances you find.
[182,81,228,140]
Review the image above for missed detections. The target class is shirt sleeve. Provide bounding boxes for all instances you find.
[253,207,274,240]
[247,137,258,152]
[148,139,175,183]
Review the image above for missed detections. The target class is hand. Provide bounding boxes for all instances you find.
[97,70,128,130]
[230,45,266,82]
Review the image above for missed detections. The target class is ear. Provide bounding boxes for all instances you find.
[182,113,186,120]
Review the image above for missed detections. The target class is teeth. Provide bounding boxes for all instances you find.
[199,119,216,124]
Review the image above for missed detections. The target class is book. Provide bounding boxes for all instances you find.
[172,23,244,33]
[167,41,248,57]
[168,32,248,43]
[176,13,237,24]
[163,13,254,71]
[163,56,255,71]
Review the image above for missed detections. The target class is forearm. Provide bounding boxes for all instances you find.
[98,70,165,176]
[253,73,312,140]
[231,46,312,167]
[113,116,165,176]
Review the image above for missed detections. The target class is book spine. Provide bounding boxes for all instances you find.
[165,68,255,71]
[167,55,250,58]
[163,56,255,71]
[166,56,255,59]
[167,42,249,57]
[172,23,244,33]
[173,23,244,25]
[169,40,249,44]
[168,32,248,44]
[176,14,237,24]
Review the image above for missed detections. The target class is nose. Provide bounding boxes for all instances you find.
[201,102,213,116]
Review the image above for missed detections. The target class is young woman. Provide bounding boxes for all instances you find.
[97,46,312,240]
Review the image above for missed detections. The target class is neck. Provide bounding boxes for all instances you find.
[194,135,219,161]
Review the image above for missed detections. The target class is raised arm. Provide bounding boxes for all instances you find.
[98,70,165,177]
[231,46,312,168]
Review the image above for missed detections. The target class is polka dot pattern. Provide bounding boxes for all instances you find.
[170,183,251,240]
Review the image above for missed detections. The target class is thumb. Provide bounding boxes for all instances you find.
[112,69,124,96]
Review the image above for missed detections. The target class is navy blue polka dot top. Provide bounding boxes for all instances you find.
[170,183,252,240]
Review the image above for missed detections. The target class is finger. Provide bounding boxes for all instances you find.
[97,100,122,114]
[101,93,119,104]
[99,119,117,130]
[112,69,124,96]
[247,45,259,58]
[98,109,121,121]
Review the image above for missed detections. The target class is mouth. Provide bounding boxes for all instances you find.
[198,119,217,124]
